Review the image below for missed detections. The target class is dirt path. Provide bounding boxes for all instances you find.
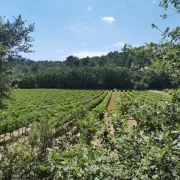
[121,92,138,130]
[2,92,116,145]
[0,117,79,145]
[0,126,31,143]
[104,92,115,136]
[92,92,116,146]
[108,92,115,111]
[149,90,168,95]
[127,117,138,131]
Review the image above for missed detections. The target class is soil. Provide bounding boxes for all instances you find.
[105,92,115,136]
[1,92,117,145]
[122,92,138,130]
[0,117,78,144]
[103,116,115,136]
[149,90,168,95]
[92,92,116,146]
[124,90,167,133]
[0,126,31,143]
[108,92,115,112]
[104,92,115,136]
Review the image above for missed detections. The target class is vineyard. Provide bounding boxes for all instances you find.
[0,89,179,179]
[0,0,179,178]
[0,89,108,141]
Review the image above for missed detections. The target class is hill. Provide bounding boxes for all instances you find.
[12,43,176,90]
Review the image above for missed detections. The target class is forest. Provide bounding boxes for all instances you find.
[12,42,179,90]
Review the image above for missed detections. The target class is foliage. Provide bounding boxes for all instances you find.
[10,42,177,90]
[0,89,106,136]
[0,0,179,179]
[113,91,180,179]
[133,81,149,90]
[0,15,34,107]
[152,0,180,42]
[0,90,180,179]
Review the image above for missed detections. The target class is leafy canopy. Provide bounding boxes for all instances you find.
[0,15,34,107]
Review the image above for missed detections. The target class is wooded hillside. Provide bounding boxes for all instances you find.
[12,43,179,90]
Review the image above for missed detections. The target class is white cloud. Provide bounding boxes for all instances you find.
[152,0,156,3]
[87,6,92,11]
[101,16,116,24]
[72,51,108,58]
[68,23,95,33]
[68,25,80,32]
[113,42,127,49]
[56,49,64,53]
[84,26,95,32]
[113,42,140,49]
[59,55,67,60]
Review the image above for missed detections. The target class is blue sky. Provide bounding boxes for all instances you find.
[0,0,179,61]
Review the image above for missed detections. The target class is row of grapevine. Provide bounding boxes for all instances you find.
[109,91,180,179]
[1,90,179,179]
[0,89,106,136]
[119,91,172,131]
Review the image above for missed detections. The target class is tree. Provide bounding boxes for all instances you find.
[151,0,180,88]
[66,56,80,67]
[0,15,34,107]
[152,0,180,43]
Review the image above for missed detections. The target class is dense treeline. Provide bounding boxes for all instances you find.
[12,43,178,90]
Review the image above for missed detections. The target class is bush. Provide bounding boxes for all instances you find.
[134,81,149,90]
